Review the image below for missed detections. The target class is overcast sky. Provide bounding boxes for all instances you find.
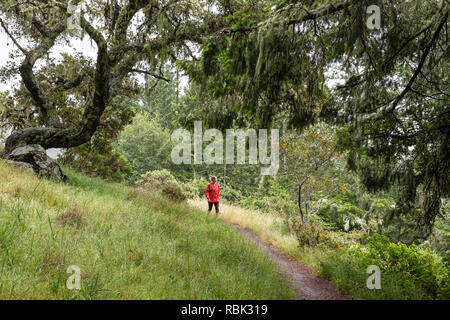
[0,28,100,91]
[0,28,190,93]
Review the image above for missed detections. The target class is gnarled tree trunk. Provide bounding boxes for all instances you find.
[0,0,208,182]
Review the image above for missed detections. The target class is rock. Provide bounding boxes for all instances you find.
[4,159,35,173]
[5,144,69,182]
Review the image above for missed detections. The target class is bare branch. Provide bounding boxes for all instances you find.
[0,17,28,54]
[130,69,170,82]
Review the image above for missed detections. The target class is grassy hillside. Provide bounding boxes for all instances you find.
[0,161,294,299]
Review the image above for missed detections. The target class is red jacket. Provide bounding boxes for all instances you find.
[205,183,220,202]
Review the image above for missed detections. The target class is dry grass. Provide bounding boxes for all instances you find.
[126,249,145,266]
[12,186,22,198]
[41,251,66,275]
[188,198,300,260]
[56,207,87,229]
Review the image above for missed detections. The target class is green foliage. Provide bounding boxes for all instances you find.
[136,169,189,201]
[314,187,431,246]
[0,91,34,134]
[184,178,209,198]
[421,208,450,264]
[317,193,370,233]
[140,67,180,130]
[237,176,297,217]
[188,0,328,129]
[281,123,342,223]
[183,0,450,234]
[292,215,339,249]
[319,251,432,300]
[160,184,187,201]
[173,81,249,131]
[330,1,450,234]
[239,195,296,217]
[336,234,450,299]
[220,185,242,203]
[117,113,175,183]
[60,143,131,182]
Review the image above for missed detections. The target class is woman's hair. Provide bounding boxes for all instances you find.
[210,176,217,182]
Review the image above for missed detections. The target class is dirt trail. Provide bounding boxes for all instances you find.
[227,222,348,300]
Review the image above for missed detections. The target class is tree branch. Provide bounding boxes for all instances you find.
[381,23,433,71]
[389,11,448,113]
[0,17,28,54]
[130,69,170,82]
[219,0,353,34]
[18,20,67,124]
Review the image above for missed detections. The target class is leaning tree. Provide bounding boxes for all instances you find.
[0,0,230,180]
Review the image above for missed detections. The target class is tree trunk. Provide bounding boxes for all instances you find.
[305,197,308,216]
[282,118,287,177]
[0,97,106,182]
[298,183,304,225]
[0,115,104,182]
[0,59,109,182]
[223,163,226,187]
[2,126,93,155]
[0,9,111,182]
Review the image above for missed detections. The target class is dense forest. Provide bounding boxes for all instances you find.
[0,0,448,300]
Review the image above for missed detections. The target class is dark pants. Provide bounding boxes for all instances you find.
[208,201,219,214]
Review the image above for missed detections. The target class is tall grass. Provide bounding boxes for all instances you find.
[0,162,294,299]
[188,198,300,259]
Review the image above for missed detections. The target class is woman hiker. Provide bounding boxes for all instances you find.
[205,176,220,215]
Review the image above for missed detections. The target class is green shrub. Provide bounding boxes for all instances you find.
[292,216,340,249]
[60,145,131,182]
[184,179,209,198]
[317,198,367,232]
[239,196,297,217]
[220,186,242,203]
[238,197,268,211]
[137,169,175,186]
[136,169,188,201]
[319,250,430,300]
[420,210,450,264]
[338,234,450,299]
[331,230,364,247]
[161,184,187,201]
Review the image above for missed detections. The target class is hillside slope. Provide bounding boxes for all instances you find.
[0,161,294,299]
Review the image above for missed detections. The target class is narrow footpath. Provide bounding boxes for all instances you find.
[228,222,348,300]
